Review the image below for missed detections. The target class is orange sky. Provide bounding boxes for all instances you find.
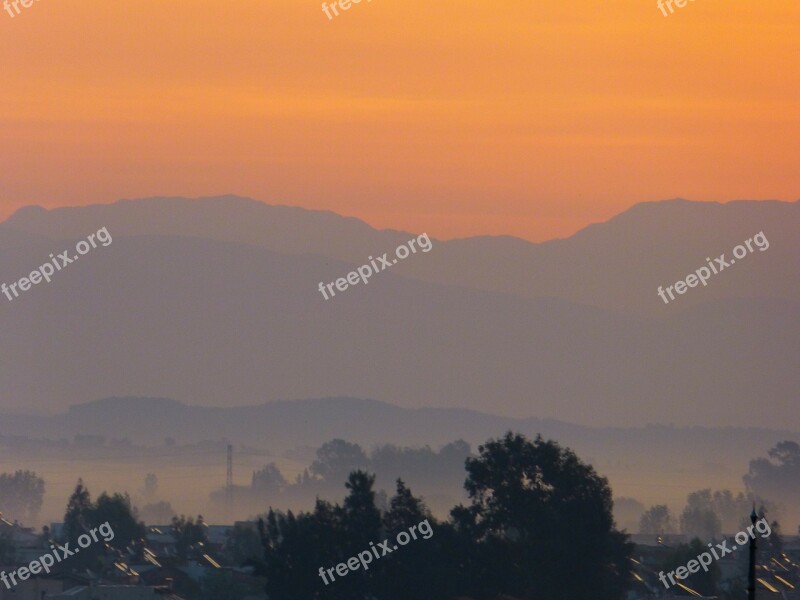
[0,0,797,241]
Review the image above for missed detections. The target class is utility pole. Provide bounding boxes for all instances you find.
[226,444,233,522]
[748,506,757,600]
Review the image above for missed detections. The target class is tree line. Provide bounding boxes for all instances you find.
[252,432,632,600]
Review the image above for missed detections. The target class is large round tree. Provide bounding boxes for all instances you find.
[455,432,632,600]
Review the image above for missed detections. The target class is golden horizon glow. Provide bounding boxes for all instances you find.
[0,0,798,241]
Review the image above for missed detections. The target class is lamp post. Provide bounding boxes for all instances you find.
[748,506,757,600]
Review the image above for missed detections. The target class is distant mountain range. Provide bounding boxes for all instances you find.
[5,196,797,315]
[0,196,796,427]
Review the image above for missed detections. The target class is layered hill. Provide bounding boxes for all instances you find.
[0,196,796,427]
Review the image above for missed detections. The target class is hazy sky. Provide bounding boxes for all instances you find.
[0,0,797,240]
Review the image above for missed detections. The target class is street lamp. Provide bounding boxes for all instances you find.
[748,506,758,600]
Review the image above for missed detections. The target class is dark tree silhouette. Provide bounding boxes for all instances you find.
[745,441,800,510]
[0,470,45,523]
[370,441,471,488]
[680,490,722,539]
[63,479,93,546]
[258,432,632,600]
[139,500,176,525]
[343,471,381,548]
[172,515,209,560]
[310,439,369,482]
[93,492,145,550]
[640,504,676,534]
[614,496,644,532]
[62,481,145,569]
[383,479,429,534]
[251,462,287,493]
[378,480,438,600]
[225,522,264,566]
[0,534,16,564]
[454,432,632,600]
